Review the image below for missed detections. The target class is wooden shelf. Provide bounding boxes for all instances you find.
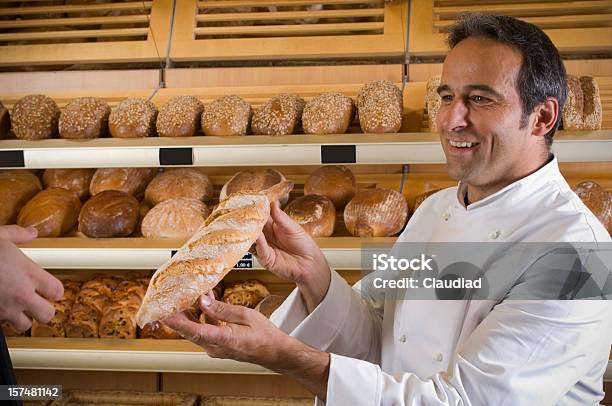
[18,236,395,270]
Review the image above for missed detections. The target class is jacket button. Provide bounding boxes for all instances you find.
[398,335,406,342]
[490,230,501,239]
[442,213,451,221]
[435,353,443,362]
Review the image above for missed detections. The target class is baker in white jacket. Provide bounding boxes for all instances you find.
[165,13,612,405]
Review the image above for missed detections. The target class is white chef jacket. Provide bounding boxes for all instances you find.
[271,156,612,405]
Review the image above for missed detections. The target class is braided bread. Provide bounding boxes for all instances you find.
[136,181,293,327]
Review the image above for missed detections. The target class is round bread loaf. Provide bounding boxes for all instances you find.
[0,101,10,139]
[573,181,611,234]
[141,198,210,239]
[344,188,408,237]
[356,80,403,133]
[12,94,60,140]
[251,93,305,135]
[42,168,95,200]
[156,95,204,137]
[109,97,158,138]
[78,190,139,237]
[412,188,441,213]
[17,187,82,237]
[222,279,270,308]
[285,194,335,237]
[90,167,157,197]
[302,92,354,135]
[0,170,42,225]
[219,168,289,206]
[59,97,111,139]
[304,165,357,209]
[201,95,251,136]
[144,168,213,205]
[254,294,286,319]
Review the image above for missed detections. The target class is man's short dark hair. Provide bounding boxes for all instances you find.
[447,13,566,146]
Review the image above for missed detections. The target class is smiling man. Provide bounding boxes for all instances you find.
[165,14,612,405]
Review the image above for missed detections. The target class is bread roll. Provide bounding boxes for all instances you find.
[573,181,611,234]
[109,97,158,138]
[344,188,408,237]
[31,302,69,337]
[65,302,101,338]
[141,198,210,239]
[157,95,204,137]
[285,195,335,237]
[90,167,157,197]
[136,181,293,326]
[563,75,602,131]
[144,168,213,205]
[17,187,81,237]
[302,93,354,135]
[220,168,289,206]
[99,305,139,339]
[412,189,441,212]
[0,101,10,139]
[201,95,251,136]
[304,165,357,209]
[59,97,111,139]
[1,321,25,337]
[0,170,42,225]
[251,94,305,135]
[222,279,271,308]
[140,321,181,339]
[254,294,286,318]
[78,190,139,238]
[425,75,442,132]
[11,94,60,140]
[356,80,402,133]
[42,168,95,200]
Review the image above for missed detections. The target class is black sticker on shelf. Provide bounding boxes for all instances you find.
[321,145,356,164]
[159,148,193,166]
[235,252,253,269]
[0,150,25,167]
[170,250,178,257]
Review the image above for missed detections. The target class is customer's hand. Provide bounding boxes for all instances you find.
[254,202,331,312]
[0,225,63,332]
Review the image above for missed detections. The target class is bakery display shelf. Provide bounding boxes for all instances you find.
[18,236,395,270]
[7,337,272,374]
[1,130,611,169]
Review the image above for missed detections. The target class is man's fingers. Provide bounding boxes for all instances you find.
[7,312,33,333]
[253,233,275,268]
[199,296,250,325]
[23,294,55,324]
[31,266,64,302]
[0,225,37,244]
[269,201,303,234]
[164,312,229,345]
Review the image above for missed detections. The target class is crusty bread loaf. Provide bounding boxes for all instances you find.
[563,75,602,131]
[141,198,210,239]
[100,279,143,339]
[573,181,611,234]
[0,170,42,225]
[254,294,286,318]
[344,188,408,237]
[304,165,357,209]
[17,187,82,237]
[144,168,213,205]
[65,276,117,338]
[284,194,335,238]
[157,95,204,137]
[31,278,80,337]
[140,321,181,339]
[302,93,354,135]
[136,181,293,326]
[201,95,251,136]
[0,101,10,139]
[222,279,270,308]
[251,94,305,135]
[43,168,95,200]
[90,168,157,197]
[356,80,403,133]
[220,168,289,206]
[12,94,60,140]
[59,97,111,139]
[412,188,441,213]
[78,190,140,238]
[109,97,158,138]
[425,75,442,132]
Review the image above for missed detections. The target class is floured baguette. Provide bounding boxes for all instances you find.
[136,180,294,327]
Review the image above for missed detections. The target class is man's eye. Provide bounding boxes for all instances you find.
[470,95,490,103]
[440,95,453,102]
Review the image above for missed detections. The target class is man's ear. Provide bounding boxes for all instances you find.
[532,97,559,137]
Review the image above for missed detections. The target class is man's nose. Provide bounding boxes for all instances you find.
[439,98,468,132]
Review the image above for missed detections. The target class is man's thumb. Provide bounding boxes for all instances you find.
[0,225,38,244]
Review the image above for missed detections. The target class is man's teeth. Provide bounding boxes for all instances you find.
[449,140,476,148]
